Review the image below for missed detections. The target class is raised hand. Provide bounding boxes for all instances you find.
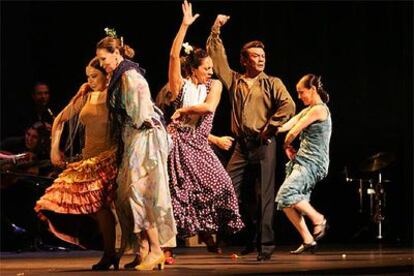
[182,0,200,26]
[213,14,230,28]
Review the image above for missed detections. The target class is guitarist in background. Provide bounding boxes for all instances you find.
[0,121,57,251]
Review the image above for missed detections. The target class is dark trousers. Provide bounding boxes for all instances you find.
[226,136,276,253]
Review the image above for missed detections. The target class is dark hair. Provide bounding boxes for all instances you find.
[87,56,107,75]
[96,36,135,59]
[32,82,49,94]
[299,74,330,103]
[27,121,51,159]
[179,56,191,78]
[183,47,209,75]
[240,40,265,67]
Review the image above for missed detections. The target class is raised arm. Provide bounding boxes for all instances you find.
[168,0,200,102]
[206,14,234,91]
[171,79,222,121]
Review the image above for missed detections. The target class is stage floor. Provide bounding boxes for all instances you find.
[1,244,413,275]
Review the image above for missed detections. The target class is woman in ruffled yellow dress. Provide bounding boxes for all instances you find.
[35,57,119,270]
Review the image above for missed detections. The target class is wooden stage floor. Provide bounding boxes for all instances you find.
[1,244,413,275]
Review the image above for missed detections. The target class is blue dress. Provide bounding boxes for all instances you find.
[275,103,332,209]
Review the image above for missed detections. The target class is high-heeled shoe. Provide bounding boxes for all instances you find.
[198,233,223,254]
[313,218,329,241]
[91,254,120,270]
[290,241,317,254]
[124,254,140,269]
[136,253,165,271]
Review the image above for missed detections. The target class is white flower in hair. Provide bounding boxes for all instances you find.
[182,42,193,55]
[104,27,117,38]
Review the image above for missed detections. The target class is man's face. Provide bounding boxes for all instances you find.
[32,84,50,107]
[244,47,266,74]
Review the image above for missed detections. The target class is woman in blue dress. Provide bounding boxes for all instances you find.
[275,74,331,254]
[96,33,176,270]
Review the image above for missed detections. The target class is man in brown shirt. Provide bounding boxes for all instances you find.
[207,15,295,261]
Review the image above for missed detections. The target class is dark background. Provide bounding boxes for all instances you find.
[1,1,413,247]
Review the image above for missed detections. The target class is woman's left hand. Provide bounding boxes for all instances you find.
[182,0,200,26]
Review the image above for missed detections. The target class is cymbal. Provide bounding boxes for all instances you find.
[359,152,395,172]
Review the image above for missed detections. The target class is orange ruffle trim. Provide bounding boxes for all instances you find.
[35,149,117,215]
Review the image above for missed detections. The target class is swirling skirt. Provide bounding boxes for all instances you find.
[34,149,117,249]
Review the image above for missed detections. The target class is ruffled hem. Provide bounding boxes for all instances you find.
[35,149,117,215]
[172,202,244,237]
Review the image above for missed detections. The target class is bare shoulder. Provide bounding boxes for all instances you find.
[309,104,328,121]
[210,79,223,92]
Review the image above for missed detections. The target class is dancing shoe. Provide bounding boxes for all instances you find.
[290,241,317,254]
[199,233,223,254]
[91,255,120,271]
[256,252,272,261]
[313,218,329,241]
[136,253,165,271]
[124,254,141,269]
[240,245,255,255]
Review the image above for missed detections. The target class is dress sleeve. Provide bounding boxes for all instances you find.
[267,78,296,133]
[206,27,235,92]
[121,69,154,128]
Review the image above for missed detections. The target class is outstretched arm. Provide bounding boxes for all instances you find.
[168,0,200,102]
[206,14,234,91]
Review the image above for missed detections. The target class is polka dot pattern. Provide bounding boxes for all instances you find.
[167,80,244,237]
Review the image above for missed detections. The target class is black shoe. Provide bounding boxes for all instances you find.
[124,254,140,269]
[240,246,255,255]
[92,255,120,271]
[199,232,222,254]
[257,252,272,261]
[313,219,329,241]
[290,241,317,254]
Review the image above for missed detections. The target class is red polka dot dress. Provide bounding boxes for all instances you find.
[167,80,244,238]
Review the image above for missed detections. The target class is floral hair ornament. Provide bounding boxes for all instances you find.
[104,27,117,38]
[182,42,193,55]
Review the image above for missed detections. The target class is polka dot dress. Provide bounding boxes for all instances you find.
[167,80,244,238]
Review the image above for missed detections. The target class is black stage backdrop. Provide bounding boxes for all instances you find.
[1,1,412,246]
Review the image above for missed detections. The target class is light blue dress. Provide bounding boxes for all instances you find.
[275,103,332,209]
[115,69,177,250]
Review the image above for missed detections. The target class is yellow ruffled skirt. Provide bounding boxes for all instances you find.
[34,149,117,249]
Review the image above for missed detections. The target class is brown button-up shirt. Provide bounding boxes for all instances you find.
[206,28,296,138]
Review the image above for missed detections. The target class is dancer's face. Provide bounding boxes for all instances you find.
[86,67,107,92]
[96,48,120,73]
[296,83,316,106]
[243,47,266,75]
[192,57,213,84]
